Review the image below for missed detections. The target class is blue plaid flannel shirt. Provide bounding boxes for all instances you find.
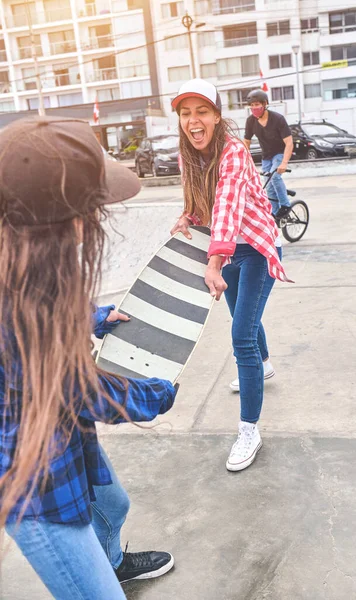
[0,305,176,524]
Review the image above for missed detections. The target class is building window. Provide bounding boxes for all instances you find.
[301,17,318,33]
[120,79,152,98]
[165,34,188,51]
[198,31,215,47]
[304,83,321,98]
[222,22,257,48]
[48,30,76,55]
[302,51,319,66]
[323,78,356,100]
[26,96,51,110]
[161,2,184,19]
[331,44,356,61]
[0,100,15,112]
[0,39,7,63]
[212,0,255,15]
[97,87,121,101]
[168,65,190,82]
[195,0,211,16]
[217,54,258,77]
[266,20,290,37]
[17,35,42,60]
[227,87,256,109]
[127,0,144,8]
[57,92,83,106]
[329,10,356,34]
[10,2,36,27]
[271,85,294,101]
[201,63,217,78]
[118,47,148,78]
[241,54,259,76]
[269,54,292,69]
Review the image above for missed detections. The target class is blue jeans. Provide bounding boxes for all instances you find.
[6,447,129,600]
[222,244,282,423]
[262,153,290,215]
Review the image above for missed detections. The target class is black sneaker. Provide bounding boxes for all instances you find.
[275,205,290,220]
[115,547,174,583]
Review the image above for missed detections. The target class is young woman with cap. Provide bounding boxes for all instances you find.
[170,79,291,472]
[0,117,177,599]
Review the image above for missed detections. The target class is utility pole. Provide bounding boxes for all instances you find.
[292,44,302,122]
[25,0,46,115]
[182,12,196,79]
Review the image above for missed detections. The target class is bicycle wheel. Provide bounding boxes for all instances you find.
[281,200,309,243]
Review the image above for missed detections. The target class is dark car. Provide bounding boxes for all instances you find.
[289,120,356,160]
[135,135,180,177]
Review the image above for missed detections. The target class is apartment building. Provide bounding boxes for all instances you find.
[0,0,161,149]
[153,0,356,133]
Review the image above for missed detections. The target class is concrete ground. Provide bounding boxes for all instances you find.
[2,175,356,600]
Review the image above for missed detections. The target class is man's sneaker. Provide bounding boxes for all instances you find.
[230,360,275,392]
[226,421,262,472]
[275,205,290,220]
[115,547,174,583]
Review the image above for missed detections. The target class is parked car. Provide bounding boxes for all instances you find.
[135,135,180,177]
[289,120,356,160]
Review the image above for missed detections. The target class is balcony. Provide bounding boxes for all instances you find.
[119,63,149,78]
[6,6,72,29]
[49,39,77,55]
[212,0,255,15]
[218,35,257,48]
[77,3,111,17]
[0,82,11,93]
[17,45,43,60]
[82,35,114,50]
[87,67,118,81]
[0,50,8,62]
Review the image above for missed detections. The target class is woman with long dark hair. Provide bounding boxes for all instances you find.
[171,79,291,472]
[0,116,177,598]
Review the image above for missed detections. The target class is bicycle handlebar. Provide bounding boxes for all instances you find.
[261,167,291,190]
[260,168,292,176]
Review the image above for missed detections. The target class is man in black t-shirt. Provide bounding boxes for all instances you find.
[244,89,294,218]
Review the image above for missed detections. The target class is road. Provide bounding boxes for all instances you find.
[3,175,356,600]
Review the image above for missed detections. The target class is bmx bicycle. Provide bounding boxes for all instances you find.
[262,168,309,243]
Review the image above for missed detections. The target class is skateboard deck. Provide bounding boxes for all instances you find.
[96,226,214,383]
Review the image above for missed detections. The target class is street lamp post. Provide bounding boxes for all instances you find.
[182,12,196,79]
[292,44,302,123]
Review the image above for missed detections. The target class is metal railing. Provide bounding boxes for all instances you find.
[77,3,111,17]
[213,0,255,14]
[7,6,72,28]
[49,39,76,55]
[82,35,114,50]
[88,68,118,81]
[219,35,257,48]
[119,63,149,78]
[0,82,11,93]
[18,45,43,60]
[41,72,81,87]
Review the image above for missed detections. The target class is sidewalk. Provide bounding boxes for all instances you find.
[2,175,356,600]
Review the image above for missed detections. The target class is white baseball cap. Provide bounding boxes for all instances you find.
[171,78,222,113]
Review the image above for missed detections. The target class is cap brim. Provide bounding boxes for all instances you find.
[102,160,141,205]
[171,92,217,111]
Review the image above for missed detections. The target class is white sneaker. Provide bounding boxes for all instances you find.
[229,360,275,392]
[226,421,262,472]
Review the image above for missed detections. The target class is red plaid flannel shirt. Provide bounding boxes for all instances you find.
[182,137,291,282]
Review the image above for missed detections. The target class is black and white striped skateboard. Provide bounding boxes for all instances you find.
[96,226,214,383]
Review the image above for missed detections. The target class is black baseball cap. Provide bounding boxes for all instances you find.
[0,116,141,227]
